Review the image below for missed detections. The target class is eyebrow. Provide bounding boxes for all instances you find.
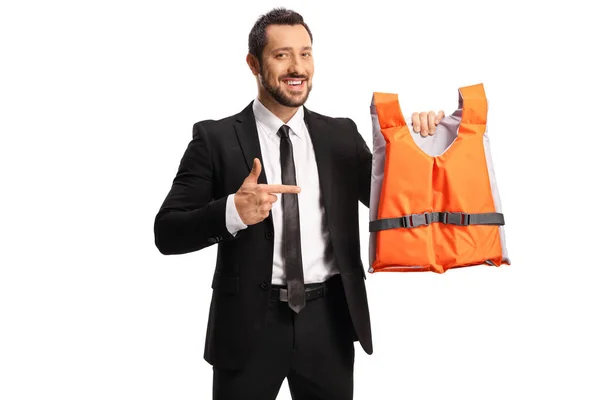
[271,46,312,53]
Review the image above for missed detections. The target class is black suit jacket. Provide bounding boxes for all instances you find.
[154,101,374,370]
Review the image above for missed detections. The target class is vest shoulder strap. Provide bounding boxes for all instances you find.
[372,92,407,130]
[459,83,488,126]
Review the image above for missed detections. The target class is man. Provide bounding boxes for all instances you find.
[154,7,443,400]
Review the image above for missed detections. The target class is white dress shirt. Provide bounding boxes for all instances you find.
[225,98,338,285]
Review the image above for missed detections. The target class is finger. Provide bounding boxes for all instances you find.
[411,112,420,133]
[258,192,277,205]
[260,184,301,194]
[428,111,436,135]
[245,158,261,183]
[419,112,428,136]
[259,202,272,213]
[435,110,445,124]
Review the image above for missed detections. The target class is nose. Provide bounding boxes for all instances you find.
[287,55,302,75]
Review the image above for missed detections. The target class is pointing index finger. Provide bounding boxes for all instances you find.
[261,184,301,194]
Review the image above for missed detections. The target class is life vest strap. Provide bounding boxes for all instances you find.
[459,83,488,126]
[369,211,505,231]
[372,92,407,129]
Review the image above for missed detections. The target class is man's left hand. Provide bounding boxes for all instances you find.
[411,111,445,137]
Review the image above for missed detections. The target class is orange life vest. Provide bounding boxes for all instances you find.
[368,83,510,273]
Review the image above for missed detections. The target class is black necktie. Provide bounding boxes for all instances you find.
[277,124,305,313]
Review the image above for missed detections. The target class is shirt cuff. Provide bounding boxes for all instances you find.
[226,193,248,236]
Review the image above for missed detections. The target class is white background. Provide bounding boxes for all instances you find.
[1,0,599,399]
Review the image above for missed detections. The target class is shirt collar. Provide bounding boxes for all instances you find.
[252,98,305,140]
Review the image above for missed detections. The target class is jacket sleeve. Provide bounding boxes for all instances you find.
[348,118,372,208]
[154,122,237,255]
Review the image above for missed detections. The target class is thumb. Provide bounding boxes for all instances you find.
[245,158,261,183]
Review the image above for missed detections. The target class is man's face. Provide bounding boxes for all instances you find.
[258,24,313,108]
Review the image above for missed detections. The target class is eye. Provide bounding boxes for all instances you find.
[275,53,287,59]
[302,52,312,58]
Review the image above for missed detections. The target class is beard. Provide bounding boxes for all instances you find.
[259,69,311,108]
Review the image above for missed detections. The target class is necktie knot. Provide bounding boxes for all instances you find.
[277,124,291,139]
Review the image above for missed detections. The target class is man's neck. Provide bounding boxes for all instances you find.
[257,93,299,124]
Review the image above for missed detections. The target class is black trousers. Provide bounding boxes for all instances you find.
[212,274,355,400]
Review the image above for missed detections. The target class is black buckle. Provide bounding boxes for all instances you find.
[446,212,463,225]
[410,213,429,227]
[273,285,326,302]
[441,212,449,224]
[401,213,432,228]
[401,215,413,228]
[461,213,471,225]
[279,288,288,302]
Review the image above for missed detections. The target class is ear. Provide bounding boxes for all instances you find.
[246,53,260,76]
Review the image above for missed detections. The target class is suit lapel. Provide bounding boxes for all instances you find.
[233,101,268,185]
[303,106,333,213]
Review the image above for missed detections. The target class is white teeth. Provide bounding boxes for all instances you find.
[285,80,302,85]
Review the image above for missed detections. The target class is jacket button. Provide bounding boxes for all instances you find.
[208,237,216,244]
[260,282,269,290]
[265,231,274,239]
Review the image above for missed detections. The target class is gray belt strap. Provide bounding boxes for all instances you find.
[369,211,505,231]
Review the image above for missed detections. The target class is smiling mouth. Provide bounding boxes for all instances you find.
[283,79,306,90]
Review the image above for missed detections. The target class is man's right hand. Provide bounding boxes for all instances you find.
[234,158,301,225]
